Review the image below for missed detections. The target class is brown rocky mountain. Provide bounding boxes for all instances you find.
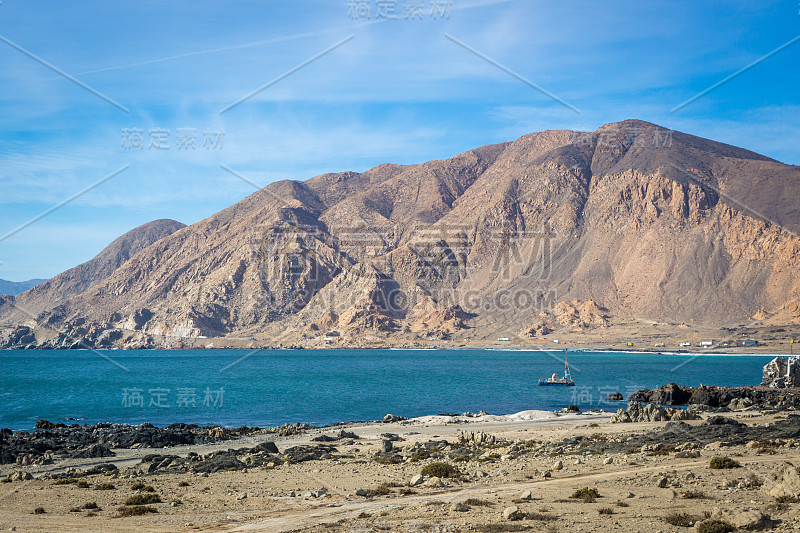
[0,219,185,324]
[1,120,798,349]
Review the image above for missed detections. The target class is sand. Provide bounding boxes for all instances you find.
[1,409,799,532]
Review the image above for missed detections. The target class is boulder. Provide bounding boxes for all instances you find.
[519,490,532,501]
[253,441,279,454]
[728,397,754,410]
[9,471,33,481]
[611,401,700,423]
[409,474,424,486]
[650,383,692,405]
[762,356,800,388]
[710,508,772,530]
[457,430,497,447]
[606,392,624,401]
[503,505,523,520]
[767,463,800,499]
[426,476,442,487]
[553,460,563,471]
[450,502,469,512]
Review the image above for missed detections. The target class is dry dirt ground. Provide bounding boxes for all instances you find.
[1,411,799,532]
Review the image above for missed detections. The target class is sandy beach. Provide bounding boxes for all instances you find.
[2,405,799,533]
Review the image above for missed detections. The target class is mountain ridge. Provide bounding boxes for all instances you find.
[1,120,798,349]
[0,279,46,296]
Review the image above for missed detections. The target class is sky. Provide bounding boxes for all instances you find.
[0,0,798,280]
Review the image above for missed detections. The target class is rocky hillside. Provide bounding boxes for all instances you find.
[0,219,185,323]
[2,120,799,349]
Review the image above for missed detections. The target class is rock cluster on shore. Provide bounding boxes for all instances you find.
[627,382,800,411]
[761,356,800,388]
[0,421,294,466]
[610,401,700,423]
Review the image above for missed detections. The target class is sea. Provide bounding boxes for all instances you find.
[0,348,778,431]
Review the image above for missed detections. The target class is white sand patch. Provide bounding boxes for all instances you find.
[400,409,609,427]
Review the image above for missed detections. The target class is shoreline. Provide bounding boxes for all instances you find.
[2,406,612,434]
[2,403,799,532]
[1,409,612,478]
[2,345,792,356]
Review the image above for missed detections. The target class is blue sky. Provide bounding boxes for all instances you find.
[0,0,798,280]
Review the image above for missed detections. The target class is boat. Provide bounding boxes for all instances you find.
[538,350,575,386]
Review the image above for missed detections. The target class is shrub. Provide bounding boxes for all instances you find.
[664,511,696,527]
[33,507,46,514]
[696,520,733,533]
[125,493,161,505]
[130,482,145,490]
[476,525,532,532]
[526,512,557,521]
[76,480,91,488]
[54,478,76,485]
[373,455,403,465]
[744,472,762,488]
[1,477,11,483]
[649,445,677,456]
[775,494,797,503]
[95,482,115,490]
[178,481,190,487]
[615,501,629,507]
[141,485,156,492]
[464,498,493,507]
[117,505,158,517]
[570,487,599,502]
[421,462,459,478]
[369,483,392,496]
[598,507,614,515]
[681,490,708,499]
[452,454,472,463]
[709,457,740,469]
[82,502,99,510]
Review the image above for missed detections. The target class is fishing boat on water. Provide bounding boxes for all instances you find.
[538,351,575,386]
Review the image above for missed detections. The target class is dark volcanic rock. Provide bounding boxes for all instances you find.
[282,445,337,463]
[0,421,261,465]
[629,384,800,410]
[69,444,115,459]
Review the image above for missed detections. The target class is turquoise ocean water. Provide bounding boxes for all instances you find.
[0,349,775,431]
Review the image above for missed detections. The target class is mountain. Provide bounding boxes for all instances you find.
[1,120,799,349]
[0,279,46,296]
[0,219,185,323]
